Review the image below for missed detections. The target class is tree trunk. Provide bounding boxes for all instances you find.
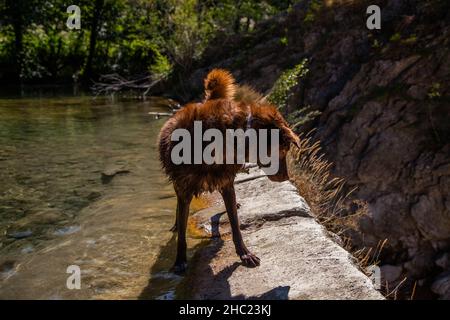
[12,20,23,79]
[83,0,104,83]
[233,0,242,34]
[6,0,24,82]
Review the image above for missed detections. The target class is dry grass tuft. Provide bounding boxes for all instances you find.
[287,133,421,299]
[384,277,408,300]
[288,132,353,235]
[287,132,386,273]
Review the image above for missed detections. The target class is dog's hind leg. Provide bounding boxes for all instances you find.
[169,205,178,232]
[172,192,192,274]
[221,184,260,267]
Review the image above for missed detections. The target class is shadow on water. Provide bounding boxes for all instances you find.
[138,209,290,300]
[137,233,179,300]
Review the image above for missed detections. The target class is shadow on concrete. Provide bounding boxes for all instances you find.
[138,206,290,300]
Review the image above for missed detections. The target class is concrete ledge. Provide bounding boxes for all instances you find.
[187,168,384,300]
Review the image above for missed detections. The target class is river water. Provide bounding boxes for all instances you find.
[0,96,205,299]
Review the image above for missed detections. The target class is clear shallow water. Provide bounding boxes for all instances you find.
[0,96,205,299]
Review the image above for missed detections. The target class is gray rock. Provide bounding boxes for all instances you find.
[381,264,403,283]
[304,32,321,52]
[7,230,33,239]
[407,85,428,100]
[101,163,130,183]
[53,225,81,236]
[431,272,450,298]
[21,245,34,254]
[411,188,450,241]
[436,253,450,270]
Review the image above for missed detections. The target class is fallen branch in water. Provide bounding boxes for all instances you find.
[148,111,174,119]
[92,73,165,97]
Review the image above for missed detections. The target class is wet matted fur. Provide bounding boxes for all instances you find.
[158,69,300,273]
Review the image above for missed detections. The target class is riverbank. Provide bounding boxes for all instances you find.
[181,167,384,300]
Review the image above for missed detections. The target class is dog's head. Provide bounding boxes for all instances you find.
[252,104,300,182]
[268,124,300,182]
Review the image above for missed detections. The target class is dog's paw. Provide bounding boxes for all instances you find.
[240,252,260,268]
[171,262,187,275]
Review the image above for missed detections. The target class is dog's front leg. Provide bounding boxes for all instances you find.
[221,184,260,267]
[172,192,192,274]
[169,205,178,232]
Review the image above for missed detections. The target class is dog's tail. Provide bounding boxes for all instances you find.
[204,69,236,101]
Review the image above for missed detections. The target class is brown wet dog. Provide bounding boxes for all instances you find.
[158,69,300,273]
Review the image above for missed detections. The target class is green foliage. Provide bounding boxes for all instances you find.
[428,82,441,99]
[268,59,309,112]
[207,0,280,34]
[0,0,295,84]
[268,59,321,128]
[389,33,402,42]
[402,34,417,45]
[164,0,214,72]
[149,49,173,79]
[303,0,323,23]
[371,39,381,49]
[287,106,321,129]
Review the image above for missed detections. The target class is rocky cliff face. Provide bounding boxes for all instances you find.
[180,0,450,298]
